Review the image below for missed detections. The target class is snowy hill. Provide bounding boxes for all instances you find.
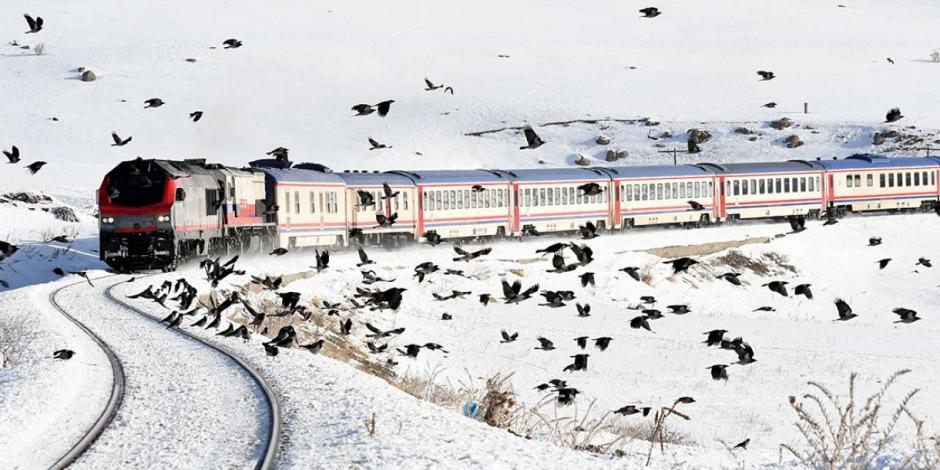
[2,0,940,192]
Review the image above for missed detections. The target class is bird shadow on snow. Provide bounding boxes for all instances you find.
[0,237,108,292]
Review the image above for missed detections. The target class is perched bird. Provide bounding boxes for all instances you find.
[424,78,443,91]
[877,258,892,270]
[500,330,518,343]
[580,272,595,287]
[52,267,65,276]
[267,147,289,161]
[368,137,390,150]
[664,257,698,274]
[703,329,727,347]
[299,339,325,354]
[266,325,297,347]
[535,337,556,351]
[144,98,165,108]
[834,298,857,321]
[757,70,775,81]
[733,438,750,450]
[576,303,591,318]
[708,364,729,381]
[885,108,904,123]
[763,280,789,297]
[3,146,20,164]
[893,308,920,324]
[26,161,46,175]
[687,200,705,211]
[763,102,777,108]
[263,343,279,356]
[190,111,204,122]
[111,132,132,147]
[717,272,742,286]
[24,14,43,33]
[49,235,70,243]
[916,258,932,268]
[630,315,652,331]
[578,221,598,240]
[594,337,612,351]
[519,125,546,150]
[620,266,641,281]
[222,38,243,49]
[868,237,882,246]
[53,349,74,359]
[639,7,661,18]
[314,249,330,272]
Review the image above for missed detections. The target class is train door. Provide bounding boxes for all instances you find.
[610,180,621,229]
[511,183,521,234]
[319,192,326,229]
[416,186,425,237]
[717,176,727,220]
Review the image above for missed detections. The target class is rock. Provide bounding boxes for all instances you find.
[51,206,79,223]
[185,58,197,63]
[617,149,629,159]
[605,150,618,162]
[784,135,803,149]
[660,131,674,139]
[4,192,51,204]
[80,70,97,82]
[595,135,611,145]
[881,130,899,139]
[734,127,753,135]
[770,117,792,130]
[873,132,885,145]
[76,66,86,73]
[687,128,712,144]
[654,143,665,148]
[537,159,546,165]
[574,154,591,166]
[748,136,759,142]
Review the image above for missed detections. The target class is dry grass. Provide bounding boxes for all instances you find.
[0,313,36,368]
[642,237,771,259]
[707,249,796,277]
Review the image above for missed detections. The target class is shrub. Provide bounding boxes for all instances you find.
[33,43,46,56]
[0,313,36,368]
[931,50,939,63]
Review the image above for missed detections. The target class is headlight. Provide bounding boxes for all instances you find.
[102,217,115,224]
[157,215,171,222]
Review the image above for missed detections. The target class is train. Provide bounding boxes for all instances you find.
[97,154,940,271]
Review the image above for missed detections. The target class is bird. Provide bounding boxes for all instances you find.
[703,329,727,347]
[763,102,777,108]
[314,249,330,272]
[366,342,388,354]
[757,70,775,81]
[222,38,243,49]
[263,343,279,356]
[414,262,439,282]
[916,258,932,268]
[687,138,701,154]
[823,211,839,226]
[687,200,705,211]
[794,283,813,299]
[144,98,165,108]
[299,339,325,354]
[190,111,204,122]
[266,325,297,347]
[519,125,546,150]
[556,387,580,406]
[375,100,395,117]
[575,336,588,349]
[630,315,652,331]
[52,267,65,276]
[111,133,132,147]
[424,78,443,91]
[885,108,904,123]
[667,304,690,315]
[639,7,661,18]
[834,298,857,321]
[502,280,539,304]
[643,308,664,320]
[580,272,595,287]
[357,247,374,267]
[364,322,406,339]
[717,272,743,286]
[868,237,882,246]
[535,337,556,351]
[471,185,485,193]
[547,251,578,273]
[578,221,598,239]
[578,183,604,196]
[733,341,757,365]
[576,303,591,318]
[68,271,94,287]
[877,258,892,270]
[536,242,568,255]
[3,146,19,164]
[340,318,353,336]
[352,104,375,116]
[614,405,652,416]
[563,354,589,373]
[540,290,568,308]
[51,348,75,360]
[398,344,423,358]
[594,337,612,351]
[375,213,398,228]
[887,58,895,64]
[620,266,641,281]
[479,293,492,306]
[733,438,750,450]
[49,235,70,243]
[893,308,920,323]
[664,257,698,274]
[676,397,696,404]
[453,246,492,262]
[266,147,289,161]
[640,295,656,304]
[500,330,518,343]
[423,230,443,246]
[444,86,454,95]
[356,190,376,208]
[753,306,775,312]
[568,243,593,266]
[368,137,390,150]
[708,364,729,381]
[24,14,43,33]
[763,281,789,297]
[269,247,288,256]
[26,162,46,175]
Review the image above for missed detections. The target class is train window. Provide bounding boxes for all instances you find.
[456,191,462,209]
[888,174,895,187]
[539,188,547,206]
[671,182,677,199]
[442,190,450,210]
[923,172,929,186]
[772,178,779,193]
[749,179,756,194]
[742,180,750,195]
[914,173,921,186]
[879,174,885,187]
[866,174,873,187]
[434,191,441,210]
[798,178,805,192]
[639,184,646,201]
[653,183,661,200]
[846,175,853,188]
[569,187,575,204]
[755,179,763,194]
[293,191,299,214]
[707,182,712,196]
[498,189,504,207]
[309,192,315,213]
[897,172,903,186]
[448,190,456,209]
[782,178,789,193]
[732,180,739,196]
[808,178,814,192]
[690,182,696,198]
[474,191,480,209]
[488,190,495,208]
[523,188,530,207]
[663,183,671,200]
[853,175,860,188]
[546,188,554,206]
[553,187,560,205]
[423,192,429,211]
[464,190,470,209]
[905,173,912,187]
[403,192,409,211]
[932,172,936,185]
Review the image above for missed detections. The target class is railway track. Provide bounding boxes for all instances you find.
[46,275,281,469]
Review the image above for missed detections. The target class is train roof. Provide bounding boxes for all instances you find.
[388,169,513,184]
[335,170,415,186]
[251,166,345,184]
[696,160,823,175]
[813,154,940,170]
[503,167,614,182]
[605,164,715,178]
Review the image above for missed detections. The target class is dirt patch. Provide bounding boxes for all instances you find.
[703,249,798,278]
[641,237,771,259]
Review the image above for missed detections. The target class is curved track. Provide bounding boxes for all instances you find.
[47,276,126,470]
[103,280,282,470]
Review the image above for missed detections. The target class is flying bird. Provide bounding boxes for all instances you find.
[357,247,374,267]
[733,438,751,450]
[753,306,775,312]
[563,354,589,373]
[580,272,595,287]
[667,304,690,314]
[578,221,598,240]
[620,266,641,281]
[578,183,604,196]
[375,213,398,228]
[614,405,652,416]
[687,200,705,211]
[26,162,47,175]
[639,7,661,18]
[717,272,742,286]
[269,247,288,256]
[500,330,518,343]
[453,246,491,262]
[703,329,727,347]
[630,315,652,331]
[893,308,920,323]
[794,283,813,299]
[375,100,395,117]
[885,108,903,123]
[144,98,165,108]
[111,133,132,147]
[519,125,546,150]
[708,364,729,381]
[24,14,43,33]
[763,280,789,297]
[424,78,443,91]
[368,137,390,150]
[868,237,882,246]
[53,349,75,360]
[594,337,612,351]
[757,70,775,81]
[222,39,243,49]
[190,111,204,122]
[877,258,892,270]
[733,341,757,365]
[887,58,894,64]
[3,146,19,164]
[444,86,454,95]
[536,242,568,255]
[535,337,556,351]
[763,102,777,108]
[916,258,932,268]
[664,257,698,274]
[834,298,856,321]
[576,303,591,318]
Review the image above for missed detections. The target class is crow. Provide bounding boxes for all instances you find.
[717,272,742,286]
[160,311,183,329]
[757,70,775,81]
[536,242,568,255]
[580,272,595,287]
[364,322,406,338]
[424,78,443,91]
[794,283,813,299]
[834,298,856,321]
[763,280,789,297]
[733,341,757,365]
[709,364,729,381]
[535,337,555,351]
[578,221,598,239]
[887,58,895,64]
[26,162,46,174]
[667,304,690,314]
[500,330,518,343]
[630,315,652,331]
[263,343,279,356]
[687,138,702,154]
[269,247,288,256]
[414,261,439,282]
[885,108,903,123]
[471,185,485,192]
[575,303,591,318]
[639,7,661,18]
[917,257,932,268]
[502,279,539,304]
[423,230,443,246]
[299,339,325,354]
[578,183,604,196]
[453,246,492,262]
[399,344,422,358]
[575,336,588,349]
[190,111,203,122]
[540,290,568,308]
[519,125,546,150]
[703,329,727,347]
[53,349,75,359]
[868,237,882,246]
[266,147,289,161]
[643,308,664,320]
[356,190,376,209]
[614,405,651,416]
[687,200,705,211]
[664,257,697,274]
[366,342,388,354]
[479,293,493,306]
[619,266,641,281]
[369,137,390,150]
[278,292,301,311]
[763,102,777,108]
[556,387,580,406]
[24,14,43,33]
[222,38,243,49]
[676,396,696,404]
[375,212,398,228]
[352,104,375,116]
[53,267,65,276]
[594,337,612,351]
[266,325,296,347]
[356,247,374,267]
[144,98,165,108]
[640,295,656,304]
[563,354,589,373]
[733,438,750,450]
[216,324,235,337]
[110,133,133,147]
[68,271,94,287]
[423,342,448,353]
[375,100,395,117]
[340,318,353,335]
[877,258,891,270]
[4,146,20,164]
[547,251,578,273]
[569,243,593,266]
[893,308,920,323]
[314,249,330,272]
[753,306,775,312]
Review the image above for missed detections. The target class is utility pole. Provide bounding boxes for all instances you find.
[658,148,692,166]
[918,147,940,157]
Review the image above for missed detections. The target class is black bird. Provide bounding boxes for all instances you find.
[423,230,443,246]
[733,438,750,450]
[356,247,374,267]
[763,102,777,108]
[144,98,165,108]
[887,58,895,64]
[578,221,598,239]
[916,258,932,268]
[643,308,663,319]
[3,146,20,164]
[368,137,390,150]
[519,125,546,150]
[639,7,661,18]
[521,226,541,237]
[885,108,904,123]
[340,318,353,335]
[536,242,568,255]
[399,344,422,358]
[313,249,330,272]
[676,396,696,404]
[594,337,612,351]
[299,339,325,354]
[190,111,203,122]
[733,341,757,365]
[757,70,775,81]
[356,190,376,208]
[366,342,388,354]
[278,292,301,311]
[580,272,595,287]
[563,354,589,373]
[267,147,289,161]
[111,132,132,147]
[423,342,448,353]
[267,325,296,347]
[222,38,243,49]
[479,293,492,306]
[868,237,882,246]
[575,336,588,349]
[535,337,556,351]
[217,324,235,337]
[709,364,729,381]
[556,387,580,406]
[263,343,279,356]
[576,303,591,317]
[640,295,656,304]
[834,298,856,321]
[49,235,70,243]
[424,78,443,91]
[630,315,652,331]
[414,261,439,282]
[877,258,891,270]
[578,183,604,196]
[794,283,813,299]
[453,246,492,262]
[160,311,184,329]
[540,290,568,308]
[763,281,789,297]
[26,162,46,174]
[664,257,698,274]
[352,104,375,116]
[687,200,705,211]
[893,308,920,323]
[687,138,701,154]
[717,272,743,286]
[24,14,43,33]
[502,279,539,304]
[375,100,395,117]
[375,212,398,227]
[548,251,578,273]
[823,211,839,226]
[364,322,406,338]
[69,271,94,287]
[703,329,727,347]
[620,266,641,281]
[667,304,690,314]
[471,185,485,192]
[614,405,651,416]
[53,349,74,359]
[444,86,454,95]
[53,267,65,276]
[753,306,775,312]
[500,330,518,343]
